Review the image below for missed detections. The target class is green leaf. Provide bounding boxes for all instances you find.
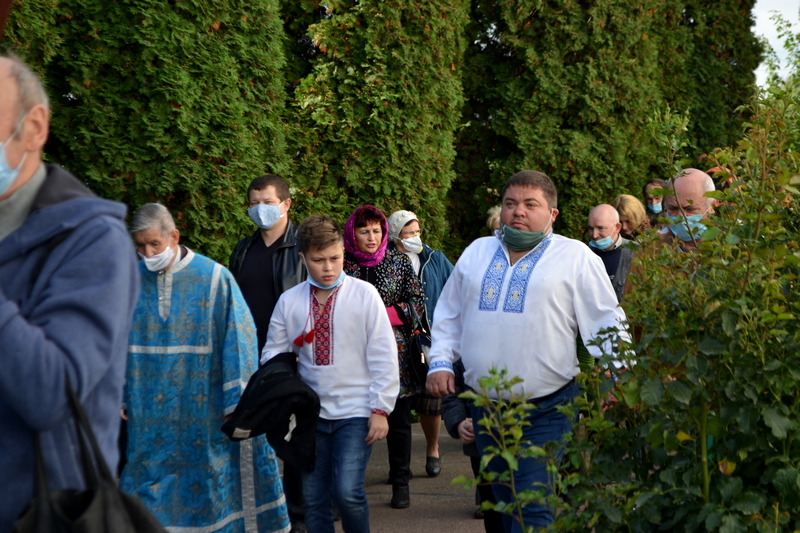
[737,406,758,434]
[666,379,692,404]
[702,226,721,241]
[623,379,640,408]
[500,450,519,471]
[719,476,743,503]
[725,234,741,245]
[640,378,665,407]
[601,503,623,524]
[698,336,725,355]
[772,467,799,497]
[719,514,746,533]
[762,407,794,439]
[705,508,723,530]
[731,491,766,514]
[722,312,737,336]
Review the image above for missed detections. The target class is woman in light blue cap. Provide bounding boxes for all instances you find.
[387,210,454,478]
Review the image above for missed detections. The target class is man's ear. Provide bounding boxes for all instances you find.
[615,222,622,233]
[22,104,49,152]
[170,228,180,246]
[284,198,292,212]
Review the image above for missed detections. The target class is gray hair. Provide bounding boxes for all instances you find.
[3,54,50,127]
[130,203,176,236]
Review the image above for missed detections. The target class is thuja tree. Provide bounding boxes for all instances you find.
[447,0,763,253]
[286,0,469,247]
[21,0,289,262]
[449,0,671,250]
[677,0,763,155]
[3,0,61,73]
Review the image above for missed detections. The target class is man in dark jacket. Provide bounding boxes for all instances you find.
[0,54,140,531]
[230,175,306,352]
[586,204,633,303]
[229,174,307,531]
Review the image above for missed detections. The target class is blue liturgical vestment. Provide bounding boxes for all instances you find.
[121,249,289,533]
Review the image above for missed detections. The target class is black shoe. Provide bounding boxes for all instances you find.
[425,456,442,477]
[473,508,484,520]
[290,521,307,533]
[391,485,410,509]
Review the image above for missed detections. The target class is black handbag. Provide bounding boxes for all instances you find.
[407,305,432,387]
[12,384,167,533]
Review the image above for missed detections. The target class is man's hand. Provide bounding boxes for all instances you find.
[365,413,389,445]
[457,418,475,445]
[426,371,455,397]
[120,408,128,421]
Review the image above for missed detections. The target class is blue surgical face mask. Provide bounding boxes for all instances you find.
[248,202,285,229]
[648,202,662,214]
[0,124,27,198]
[306,269,346,289]
[589,235,615,250]
[667,211,709,242]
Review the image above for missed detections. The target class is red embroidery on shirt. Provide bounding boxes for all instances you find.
[310,286,340,366]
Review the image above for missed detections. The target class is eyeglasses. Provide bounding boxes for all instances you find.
[399,229,422,238]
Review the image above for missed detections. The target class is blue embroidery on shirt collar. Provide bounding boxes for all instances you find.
[478,233,553,314]
[478,246,509,311]
[503,233,552,313]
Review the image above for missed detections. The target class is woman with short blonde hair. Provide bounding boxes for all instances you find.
[615,194,651,239]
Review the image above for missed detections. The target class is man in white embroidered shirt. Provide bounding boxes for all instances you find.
[426,170,630,532]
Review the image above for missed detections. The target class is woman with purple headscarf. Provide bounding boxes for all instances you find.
[343,205,425,510]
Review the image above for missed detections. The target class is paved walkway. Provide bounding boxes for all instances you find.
[335,421,486,533]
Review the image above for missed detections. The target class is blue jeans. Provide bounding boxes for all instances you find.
[470,379,578,533]
[302,417,372,533]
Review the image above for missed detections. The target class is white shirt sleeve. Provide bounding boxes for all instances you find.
[574,250,632,364]
[260,291,293,365]
[426,257,465,375]
[363,284,400,414]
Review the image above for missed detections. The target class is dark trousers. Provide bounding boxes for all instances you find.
[471,379,578,533]
[387,396,412,486]
[470,456,505,533]
[284,462,305,522]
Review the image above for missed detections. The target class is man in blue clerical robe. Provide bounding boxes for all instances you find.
[121,203,290,533]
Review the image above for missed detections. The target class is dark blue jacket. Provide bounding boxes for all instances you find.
[389,242,453,324]
[0,165,140,531]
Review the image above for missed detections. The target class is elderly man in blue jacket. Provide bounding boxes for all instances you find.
[0,55,140,531]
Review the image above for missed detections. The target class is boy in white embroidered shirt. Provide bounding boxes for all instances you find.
[261,214,399,533]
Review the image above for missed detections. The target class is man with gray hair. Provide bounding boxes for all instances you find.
[661,168,717,250]
[123,203,290,532]
[0,54,140,529]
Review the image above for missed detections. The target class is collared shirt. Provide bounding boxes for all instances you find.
[428,233,630,399]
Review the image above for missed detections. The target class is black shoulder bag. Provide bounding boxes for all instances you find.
[11,384,168,533]
[407,305,432,387]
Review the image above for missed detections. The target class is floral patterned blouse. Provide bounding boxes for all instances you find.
[344,248,425,398]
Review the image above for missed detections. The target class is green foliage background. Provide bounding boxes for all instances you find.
[447,0,763,252]
[6,0,289,261]
[285,0,470,245]
[4,0,762,261]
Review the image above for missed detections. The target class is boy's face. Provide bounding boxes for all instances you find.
[300,241,344,288]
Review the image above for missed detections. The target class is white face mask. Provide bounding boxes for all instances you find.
[139,245,175,272]
[399,235,423,253]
